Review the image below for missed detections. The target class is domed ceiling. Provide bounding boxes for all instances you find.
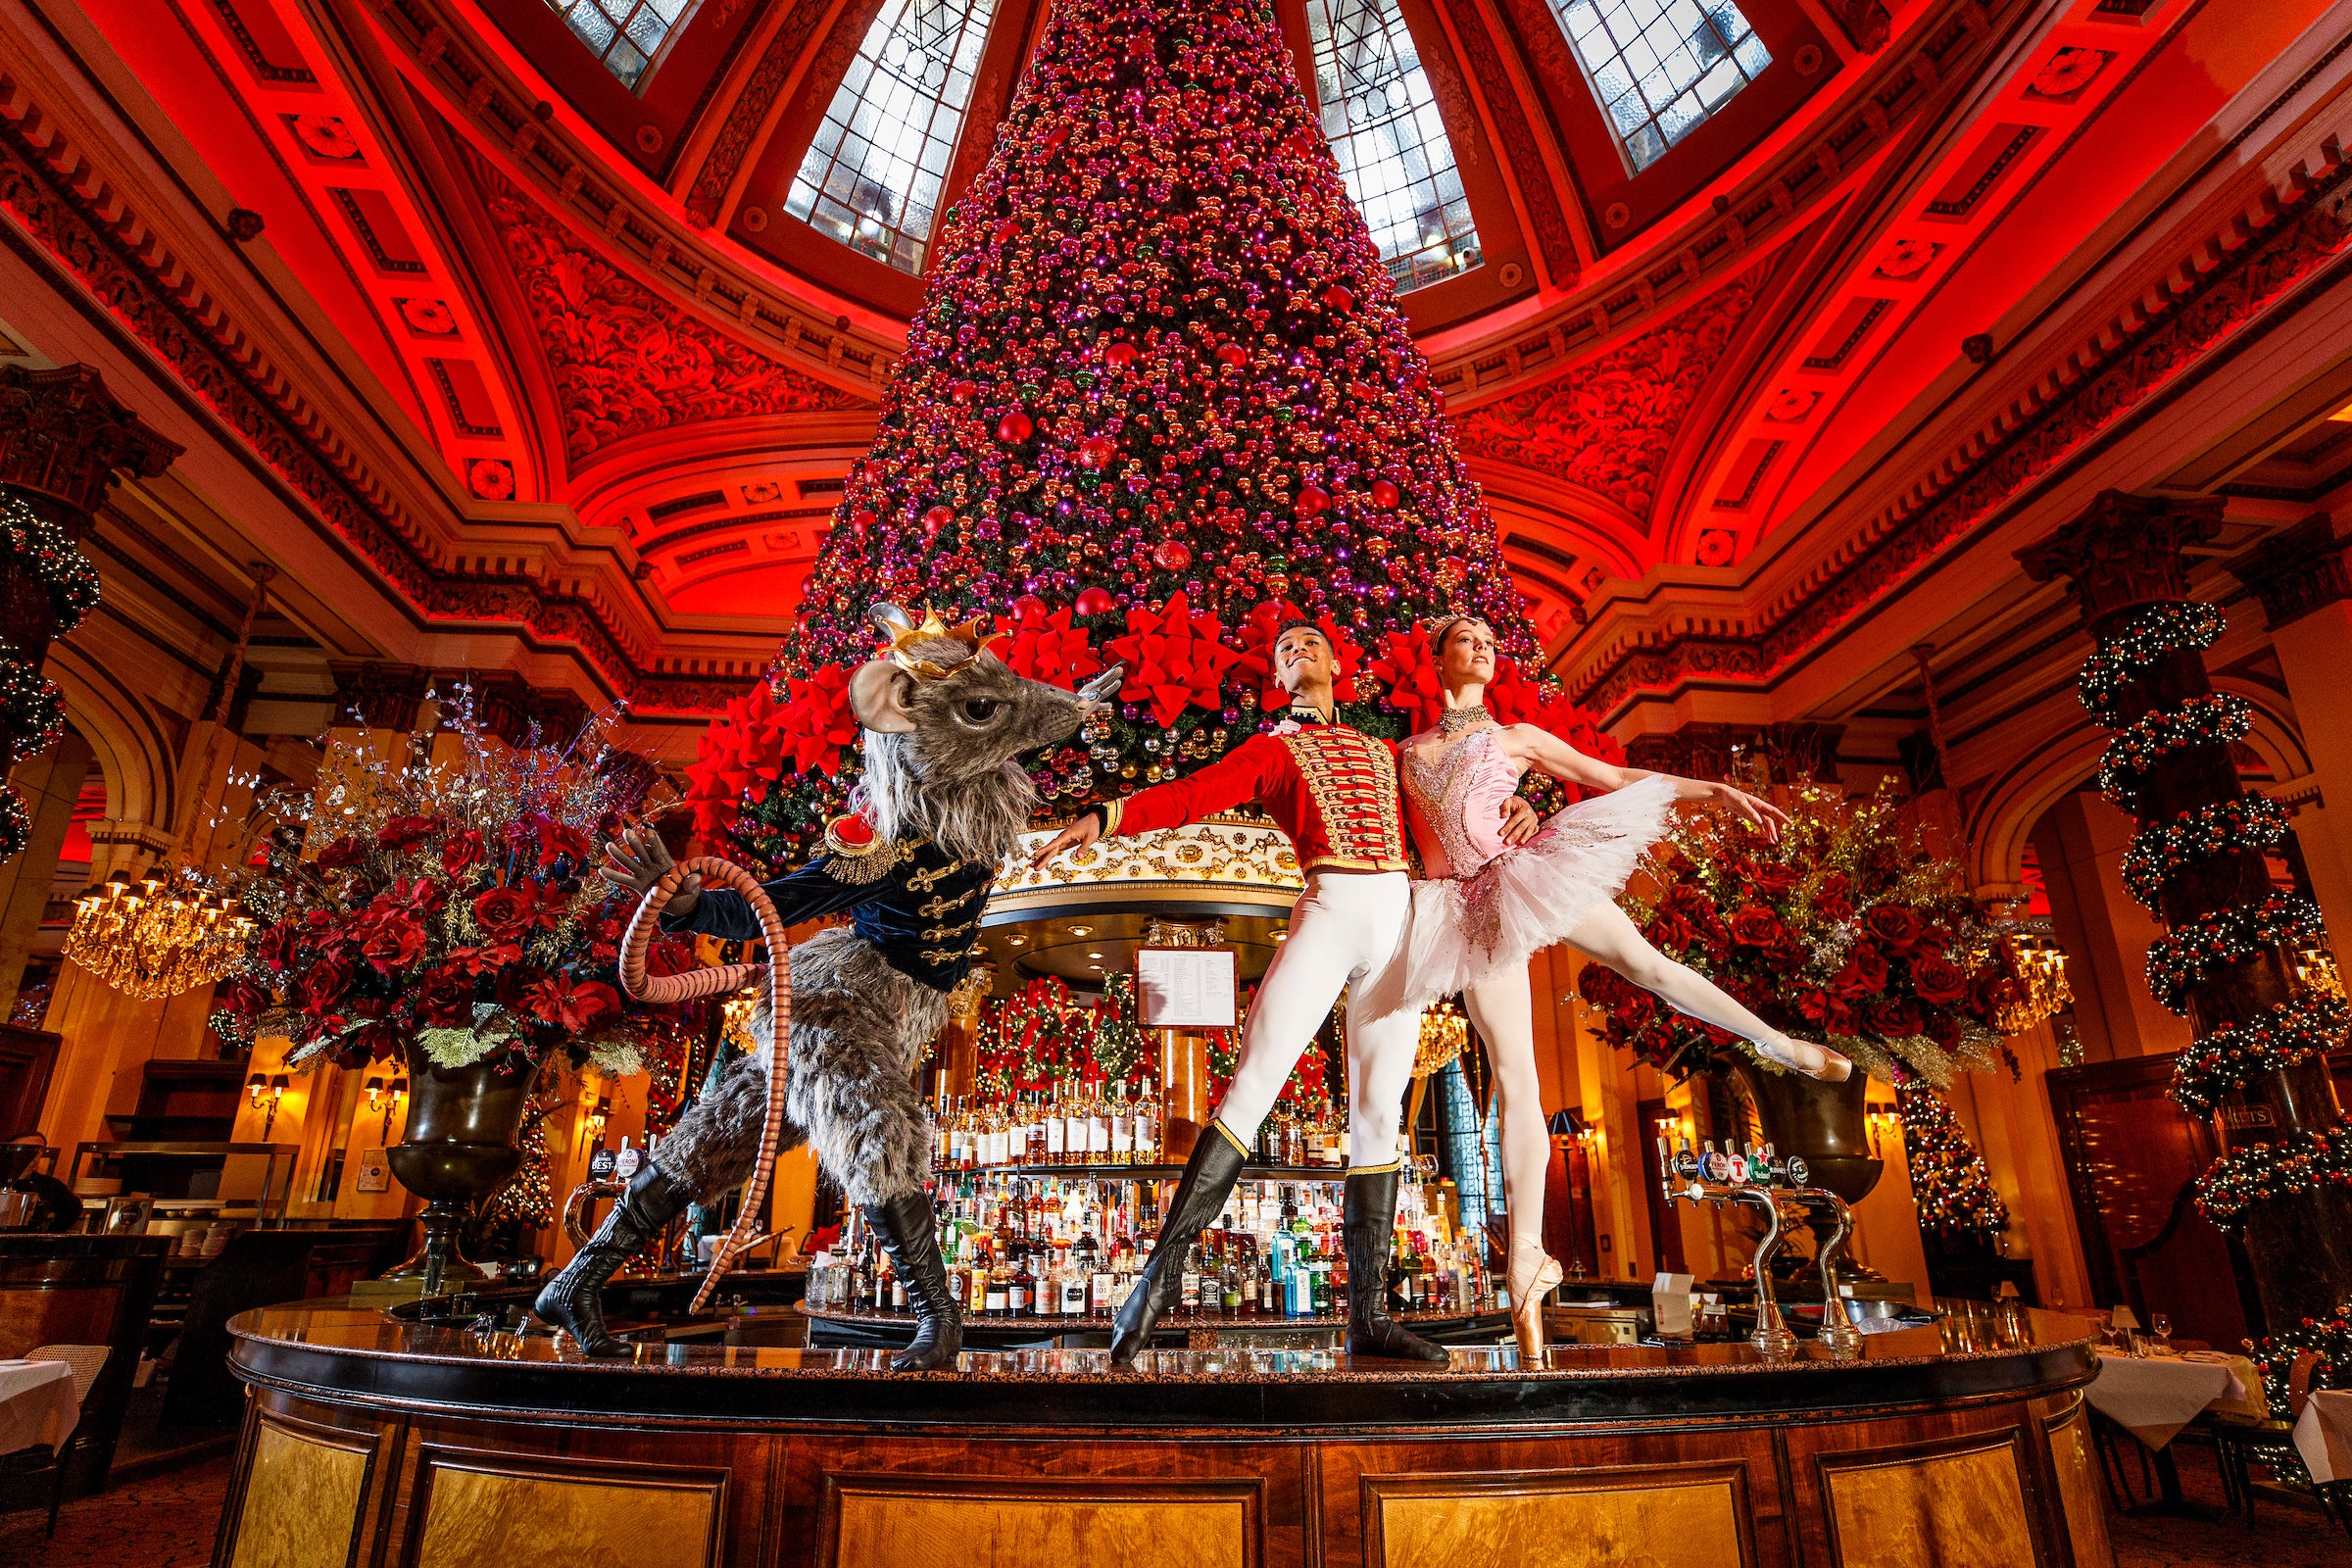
[7,0,2341,734]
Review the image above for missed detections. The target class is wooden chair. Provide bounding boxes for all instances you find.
[0,1344,109,1536]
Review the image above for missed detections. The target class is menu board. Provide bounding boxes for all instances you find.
[1135,946,1238,1029]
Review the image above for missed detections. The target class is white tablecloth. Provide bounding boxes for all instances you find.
[0,1360,78,1456]
[2294,1389,2352,1484]
[2085,1351,2265,1449]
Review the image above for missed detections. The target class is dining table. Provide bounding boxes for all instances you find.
[2293,1388,2351,1484]
[2084,1348,2268,1516]
[0,1359,79,1457]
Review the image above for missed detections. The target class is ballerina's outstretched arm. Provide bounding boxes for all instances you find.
[1493,725,1791,844]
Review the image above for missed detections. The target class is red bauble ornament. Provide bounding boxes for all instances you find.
[1152,539,1193,571]
[1215,342,1249,369]
[998,411,1035,444]
[1075,586,1120,616]
[1296,485,1331,519]
[1078,437,1118,469]
[851,509,878,537]
[1323,284,1354,313]
[950,379,979,405]
[923,505,956,536]
[1370,479,1401,510]
[1013,594,1048,618]
[1103,341,1138,370]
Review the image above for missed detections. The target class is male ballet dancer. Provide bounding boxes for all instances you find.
[1033,617,1534,1362]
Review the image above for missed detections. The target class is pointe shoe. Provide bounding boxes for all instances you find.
[1509,1252,1562,1370]
[1759,1036,1853,1084]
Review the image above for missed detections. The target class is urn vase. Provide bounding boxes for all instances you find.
[384,1056,543,1295]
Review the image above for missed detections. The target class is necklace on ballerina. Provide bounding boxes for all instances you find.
[1438,704,1496,737]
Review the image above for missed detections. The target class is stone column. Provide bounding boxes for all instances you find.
[2021,491,2352,1332]
[2229,514,2352,977]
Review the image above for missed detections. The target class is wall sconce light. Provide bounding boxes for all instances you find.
[251,1073,290,1141]
[585,1095,612,1146]
[375,1076,408,1142]
[247,1072,269,1108]
[1865,1100,1901,1158]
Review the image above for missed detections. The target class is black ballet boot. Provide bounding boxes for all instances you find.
[860,1189,962,1372]
[533,1161,689,1355]
[1344,1167,1448,1362]
[1109,1126,1249,1365]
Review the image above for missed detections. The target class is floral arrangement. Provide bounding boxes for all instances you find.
[1576,777,2026,1085]
[212,689,705,1081]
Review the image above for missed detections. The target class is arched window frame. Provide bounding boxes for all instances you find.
[1546,0,1772,174]
[541,0,701,92]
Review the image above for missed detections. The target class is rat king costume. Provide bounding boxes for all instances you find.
[1082,704,1446,1364]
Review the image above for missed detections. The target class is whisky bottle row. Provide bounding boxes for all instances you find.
[928,1086,1163,1168]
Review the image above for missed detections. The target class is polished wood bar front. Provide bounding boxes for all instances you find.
[220,1301,2109,1568]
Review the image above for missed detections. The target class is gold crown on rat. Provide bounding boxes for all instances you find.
[883,606,996,681]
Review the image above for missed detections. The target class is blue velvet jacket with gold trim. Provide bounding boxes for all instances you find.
[660,825,993,992]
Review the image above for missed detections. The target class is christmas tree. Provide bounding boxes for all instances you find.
[686,0,1614,862]
[1896,1083,2009,1238]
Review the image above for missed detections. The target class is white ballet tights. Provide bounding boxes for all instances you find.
[1565,901,1813,1069]
[1459,964,1548,1273]
[1214,870,1423,1167]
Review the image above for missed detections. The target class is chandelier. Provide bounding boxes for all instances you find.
[1414,996,1469,1077]
[1993,926,2075,1038]
[64,566,270,1000]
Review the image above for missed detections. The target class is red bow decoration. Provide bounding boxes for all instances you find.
[771,663,859,777]
[1369,629,1447,730]
[1001,601,1105,690]
[1102,592,1242,727]
[1230,600,1361,710]
[1485,657,1545,725]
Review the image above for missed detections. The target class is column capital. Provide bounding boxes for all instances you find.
[0,365,182,534]
[2226,514,2350,630]
[2016,490,2227,631]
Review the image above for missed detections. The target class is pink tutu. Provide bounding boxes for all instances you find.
[1384,772,1678,1019]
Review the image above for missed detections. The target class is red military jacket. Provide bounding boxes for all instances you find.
[1093,710,1408,874]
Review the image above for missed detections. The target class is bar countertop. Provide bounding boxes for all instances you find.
[228,1298,2099,1431]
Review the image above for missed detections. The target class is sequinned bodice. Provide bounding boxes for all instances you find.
[1401,728,1524,880]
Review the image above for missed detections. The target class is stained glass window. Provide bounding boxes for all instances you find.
[544,0,694,91]
[1305,0,1482,293]
[785,0,998,275]
[1551,0,1771,172]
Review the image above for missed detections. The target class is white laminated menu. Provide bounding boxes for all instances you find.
[1136,946,1238,1029]
[1653,1272,1695,1338]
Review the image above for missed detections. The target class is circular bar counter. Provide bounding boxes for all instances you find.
[220,1299,2111,1568]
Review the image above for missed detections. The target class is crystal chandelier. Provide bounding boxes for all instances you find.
[64,567,270,1000]
[1414,996,1469,1077]
[1992,927,2075,1038]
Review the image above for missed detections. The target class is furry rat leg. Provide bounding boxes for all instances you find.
[779,932,945,1206]
[654,1051,802,1201]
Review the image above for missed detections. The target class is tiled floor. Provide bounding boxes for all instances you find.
[1,1444,2344,1565]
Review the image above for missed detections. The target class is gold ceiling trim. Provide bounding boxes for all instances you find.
[990,819,1304,916]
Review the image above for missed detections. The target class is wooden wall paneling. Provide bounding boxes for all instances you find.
[2035,1393,2117,1568]
[1778,1400,2055,1567]
[220,1413,376,1568]
[781,1433,1308,1568]
[1810,1421,2044,1568]
[1319,1429,1787,1568]
[403,1445,731,1568]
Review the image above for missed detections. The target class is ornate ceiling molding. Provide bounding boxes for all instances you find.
[476,164,867,465]
[1562,156,2352,719]
[356,0,900,400]
[0,67,757,719]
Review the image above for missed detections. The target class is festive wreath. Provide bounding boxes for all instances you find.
[2171,994,2350,1114]
[0,660,63,762]
[2143,892,2327,1013]
[2120,794,2288,909]
[2096,694,2253,811]
[2078,601,2226,727]
[2192,1124,2352,1230]
[0,494,102,636]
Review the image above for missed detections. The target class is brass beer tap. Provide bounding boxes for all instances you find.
[1656,1135,1856,1359]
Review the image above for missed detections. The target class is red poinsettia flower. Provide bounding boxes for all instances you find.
[1102,592,1242,727]
[1229,600,1361,710]
[1369,629,1447,731]
[441,941,522,977]
[522,972,621,1033]
[386,875,441,913]
[530,880,573,932]
[472,886,536,942]
[1000,598,1105,690]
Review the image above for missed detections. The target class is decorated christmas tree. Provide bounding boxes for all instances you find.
[686,0,1614,862]
[1895,1083,2009,1238]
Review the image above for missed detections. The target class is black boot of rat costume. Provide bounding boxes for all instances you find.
[534,1162,690,1355]
[1109,1127,1249,1364]
[861,1189,962,1372]
[1344,1167,1448,1362]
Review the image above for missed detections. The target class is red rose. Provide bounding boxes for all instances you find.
[1832,947,1889,998]
[1665,885,1731,957]
[1729,906,1788,948]
[442,830,485,877]
[1795,988,1831,1023]
[1911,955,1971,1006]
[300,953,357,1015]
[472,886,534,942]
[1927,1010,1963,1049]
[415,964,475,1026]
[1822,997,1858,1036]
[1814,872,1854,923]
[375,814,440,851]
[315,837,366,870]
[1642,909,1698,954]
[219,974,272,1018]
[360,914,425,974]
[256,920,303,970]
[1751,863,1800,900]
[1865,905,1926,953]
[1865,998,1924,1039]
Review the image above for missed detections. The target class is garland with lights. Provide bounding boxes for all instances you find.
[2172,995,2351,1114]
[0,661,62,762]
[2121,794,2289,909]
[0,787,27,861]
[2078,601,2225,726]
[2192,1124,2352,1230]
[2095,693,2254,810]
[2143,892,2327,1013]
[0,493,103,635]
[1895,1082,2009,1238]
[975,976,1090,1098]
[2245,1302,2352,1406]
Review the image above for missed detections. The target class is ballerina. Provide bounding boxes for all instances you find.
[1390,614,1852,1367]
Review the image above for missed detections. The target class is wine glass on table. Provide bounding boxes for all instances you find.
[2150,1313,2172,1355]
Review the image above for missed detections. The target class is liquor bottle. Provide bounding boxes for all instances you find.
[1008,1254,1034,1315]
[1179,1242,1202,1313]
[1109,1083,1134,1163]
[1087,1089,1111,1161]
[1043,1088,1066,1159]
[1063,1094,1089,1166]
[1133,1076,1158,1161]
